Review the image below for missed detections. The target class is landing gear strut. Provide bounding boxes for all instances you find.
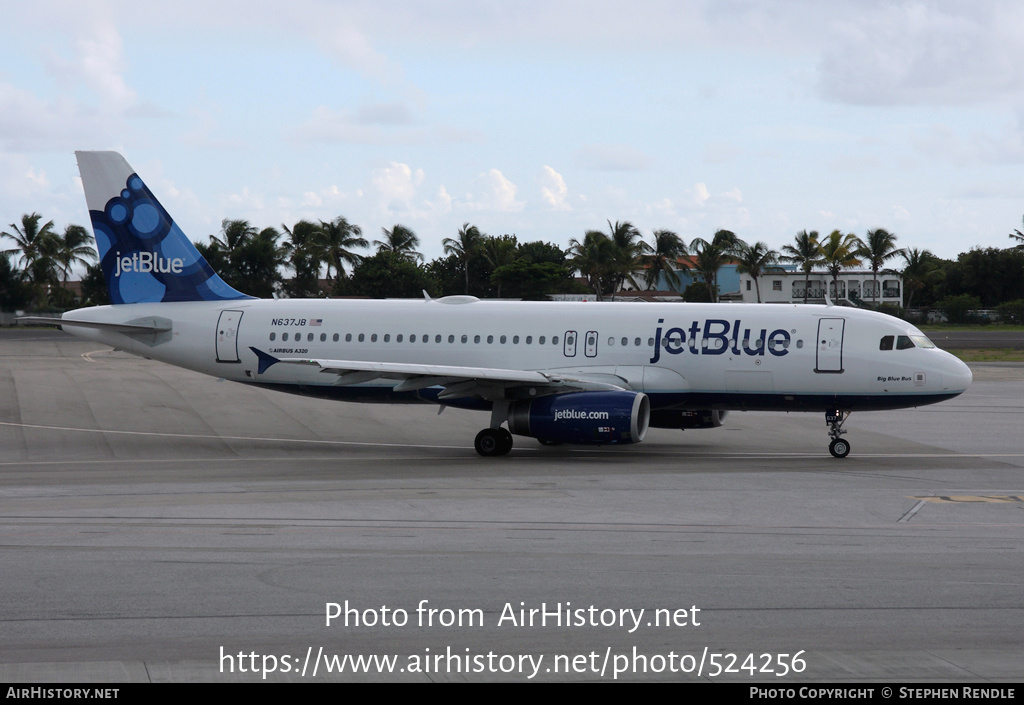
[826,408,851,458]
[474,402,513,457]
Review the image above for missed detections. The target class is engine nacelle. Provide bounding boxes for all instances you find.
[649,409,728,430]
[507,391,650,445]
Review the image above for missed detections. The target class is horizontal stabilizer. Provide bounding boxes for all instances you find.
[18,316,172,334]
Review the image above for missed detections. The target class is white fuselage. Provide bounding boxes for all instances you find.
[62,298,972,413]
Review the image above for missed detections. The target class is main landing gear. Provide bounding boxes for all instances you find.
[475,402,513,457]
[826,408,851,458]
[475,427,513,457]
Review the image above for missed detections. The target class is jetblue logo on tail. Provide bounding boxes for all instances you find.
[114,252,185,277]
[77,151,252,305]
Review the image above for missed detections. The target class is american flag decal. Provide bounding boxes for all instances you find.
[310,319,322,326]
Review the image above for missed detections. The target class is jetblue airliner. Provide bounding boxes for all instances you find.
[35,151,972,457]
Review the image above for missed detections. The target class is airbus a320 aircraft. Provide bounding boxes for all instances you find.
[35,151,972,458]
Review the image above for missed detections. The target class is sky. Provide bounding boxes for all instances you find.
[3,0,1024,265]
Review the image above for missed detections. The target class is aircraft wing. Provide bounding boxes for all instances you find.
[249,348,627,401]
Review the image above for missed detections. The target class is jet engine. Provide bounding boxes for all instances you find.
[507,391,650,445]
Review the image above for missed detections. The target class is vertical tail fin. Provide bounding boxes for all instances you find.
[76,151,252,304]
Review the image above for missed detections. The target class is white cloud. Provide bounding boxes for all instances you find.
[539,166,570,210]
[291,105,481,145]
[25,167,49,189]
[464,169,524,213]
[311,20,406,88]
[372,162,424,204]
[426,185,453,215]
[226,187,265,211]
[300,185,349,208]
[817,3,1024,106]
[574,144,652,171]
[693,183,710,205]
[41,20,136,111]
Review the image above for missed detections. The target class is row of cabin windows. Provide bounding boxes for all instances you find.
[270,331,562,345]
[267,330,796,351]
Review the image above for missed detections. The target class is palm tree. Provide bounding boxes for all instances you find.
[900,247,939,312]
[858,228,903,306]
[1,213,59,284]
[374,224,420,262]
[568,229,615,300]
[733,240,781,303]
[442,223,484,295]
[211,219,258,282]
[236,227,288,298]
[481,234,519,298]
[818,230,863,302]
[54,224,97,288]
[689,229,739,303]
[282,220,326,297]
[781,230,822,304]
[642,229,687,291]
[1010,216,1024,248]
[602,220,647,297]
[319,216,367,279]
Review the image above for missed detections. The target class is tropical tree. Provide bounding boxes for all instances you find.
[373,224,421,262]
[858,228,903,306]
[236,227,288,298]
[319,216,367,279]
[1011,215,1024,248]
[781,230,822,304]
[282,220,326,297]
[79,262,110,306]
[442,223,484,295]
[899,247,940,312]
[602,220,647,297]
[199,220,287,297]
[54,225,97,286]
[689,229,739,303]
[2,213,58,283]
[733,240,781,303]
[567,229,616,300]
[0,253,31,310]
[641,229,687,291]
[818,230,863,301]
[348,250,437,298]
[480,234,519,298]
[210,219,258,282]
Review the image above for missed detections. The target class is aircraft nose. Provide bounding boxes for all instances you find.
[941,353,972,394]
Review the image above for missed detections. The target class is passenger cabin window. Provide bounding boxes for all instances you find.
[879,335,894,351]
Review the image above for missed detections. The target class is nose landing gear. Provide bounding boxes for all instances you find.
[826,408,851,458]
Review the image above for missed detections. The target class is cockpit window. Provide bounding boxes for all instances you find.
[910,334,936,349]
[896,335,914,350]
[879,335,894,351]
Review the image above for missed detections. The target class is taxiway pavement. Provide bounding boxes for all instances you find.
[1,330,1022,682]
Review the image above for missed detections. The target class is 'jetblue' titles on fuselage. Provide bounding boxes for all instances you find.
[114,251,185,277]
[650,318,792,364]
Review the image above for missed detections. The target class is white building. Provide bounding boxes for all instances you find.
[737,269,903,307]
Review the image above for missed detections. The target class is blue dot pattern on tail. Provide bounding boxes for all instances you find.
[90,172,251,304]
